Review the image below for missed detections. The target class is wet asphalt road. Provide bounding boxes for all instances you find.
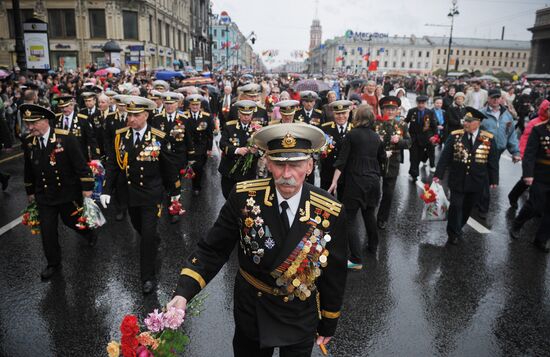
[0,134,549,357]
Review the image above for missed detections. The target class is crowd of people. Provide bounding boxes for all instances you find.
[0,66,549,356]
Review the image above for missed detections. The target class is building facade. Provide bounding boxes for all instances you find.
[0,0,203,71]
[528,7,550,74]
[309,31,530,75]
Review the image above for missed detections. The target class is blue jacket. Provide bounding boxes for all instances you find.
[480,105,519,155]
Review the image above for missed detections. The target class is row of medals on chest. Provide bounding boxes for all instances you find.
[453,134,490,163]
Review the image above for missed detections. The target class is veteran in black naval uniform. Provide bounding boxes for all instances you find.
[224,83,269,129]
[510,120,550,252]
[183,94,214,196]
[22,104,96,280]
[270,100,301,125]
[168,123,348,357]
[100,96,180,293]
[295,91,323,127]
[218,100,262,199]
[433,107,498,245]
[79,89,105,158]
[54,94,100,161]
[320,100,354,199]
[374,96,411,230]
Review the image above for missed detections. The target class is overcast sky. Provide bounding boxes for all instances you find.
[211,0,548,68]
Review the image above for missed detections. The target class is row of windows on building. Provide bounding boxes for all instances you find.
[344,59,527,69]
[7,9,189,52]
[436,48,528,59]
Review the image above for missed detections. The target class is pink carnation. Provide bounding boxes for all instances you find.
[162,307,185,330]
[144,309,164,333]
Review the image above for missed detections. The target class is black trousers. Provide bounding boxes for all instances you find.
[377,176,397,223]
[233,327,314,357]
[128,205,161,282]
[221,176,236,200]
[447,191,478,239]
[347,206,378,264]
[508,178,529,203]
[37,200,90,267]
[409,143,433,178]
[515,181,550,243]
[192,154,208,191]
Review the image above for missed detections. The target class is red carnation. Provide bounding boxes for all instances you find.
[120,315,140,337]
[121,335,139,349]
[121,343,137,357]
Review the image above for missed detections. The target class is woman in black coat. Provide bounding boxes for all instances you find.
[329,105,386,269]
[445,91,467,139]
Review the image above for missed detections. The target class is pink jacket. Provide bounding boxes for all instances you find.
[519,99,549,157]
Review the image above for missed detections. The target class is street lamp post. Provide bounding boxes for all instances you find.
[445,0,459,76]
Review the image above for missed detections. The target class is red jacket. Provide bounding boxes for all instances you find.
[519,99,549,157]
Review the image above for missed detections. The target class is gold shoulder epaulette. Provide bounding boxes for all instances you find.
[480,130,494,139]
[322,122,335,128]
[309,191,342,217]
[236,178,272,193]
[268,120,280,125]
[54,128,69,135]
[348,123,354,129]
[151,127,166,138]
[201,111,211,117]
[226,120,238,126]
[115,127,130,135]
[55,113,62,117]
[154,113,163,118]
[25,133,33,139]
[314,109,323,114]
[451,129,464,135]
[77,113,88,119]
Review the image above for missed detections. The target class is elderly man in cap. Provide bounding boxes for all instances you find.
[218,100,261,199]
[295,91,323,126]
[152,79,170,93]
[152,91,195,223]
[168,123,348,357]
[405,95,438,181]
[149,90,165,116]
[271,100,301,125]
[80,90,105,158]
[54,94,99,162]
[183,94,214,196]
[225,83,269,128]
[433,107,498,245]
[475,88,520,221]
[101,96,180,293]
[22,104,97,280]
[320,100,354,198]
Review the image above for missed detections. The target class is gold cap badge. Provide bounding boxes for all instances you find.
[281,132,297,148]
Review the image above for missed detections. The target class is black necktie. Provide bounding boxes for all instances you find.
[40,137,46,150]
[469,133,474,147]
[134,132,141,147]
[280,201,290,236]
[339,125,344,135]
[89,109,92,116]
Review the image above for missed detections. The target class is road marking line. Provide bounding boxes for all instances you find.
[0,216,22,236]
[0,152,23,164]
[415,180,490,234]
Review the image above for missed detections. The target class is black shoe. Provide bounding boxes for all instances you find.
[170,215,180,224]
[447,236,459,245]
[510,221,522,240]
[533,240,550,253]
[377,220,387,230]
[115,211,125,221]
[508,195,518,210]
[142,280,156,294]
[1,174,10,191]
[41,264,61,280]
[192,190,200,197]
[87,230,98,247]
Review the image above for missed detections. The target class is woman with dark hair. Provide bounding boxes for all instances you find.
[328,105,386,270]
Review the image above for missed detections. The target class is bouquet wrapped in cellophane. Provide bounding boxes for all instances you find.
[73,197,107,230]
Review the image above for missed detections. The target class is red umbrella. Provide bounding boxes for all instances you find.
[180,77,214,86]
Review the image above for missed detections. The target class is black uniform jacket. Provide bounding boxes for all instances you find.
[435,129,499,192]
[182,110,214,156]
[295,108,323,127]
[24,128,94,205]
[226,104,269,128]
[320,121,352,179]
[54,111,99,161]
[373,119,411,177]
[102,110,125,160]
[103,125,179,207]
[523,121,550,184]
[151,112,195,169]
[175,178,348,347]
[80,107,105,157]
[405,108,438,147]
[218,120,259,181]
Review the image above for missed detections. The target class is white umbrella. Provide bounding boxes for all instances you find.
[106,67,121,74]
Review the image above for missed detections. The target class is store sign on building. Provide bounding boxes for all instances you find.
[344,30,389,40]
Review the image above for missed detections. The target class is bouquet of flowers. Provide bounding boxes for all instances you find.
[429,134,441,145]
[420,182,449,221]
[168,199,186,216]
[21,201,41,235]
[179,164,195,180]
[88,160,105,201]
[107,295,206,357]
[319,134,335,159]
[229,122,263,176]
[72,197,107,230]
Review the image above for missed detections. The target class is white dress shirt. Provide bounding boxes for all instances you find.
[40,127,51,148]
[276,186,303,228]
[133,125,147,145]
